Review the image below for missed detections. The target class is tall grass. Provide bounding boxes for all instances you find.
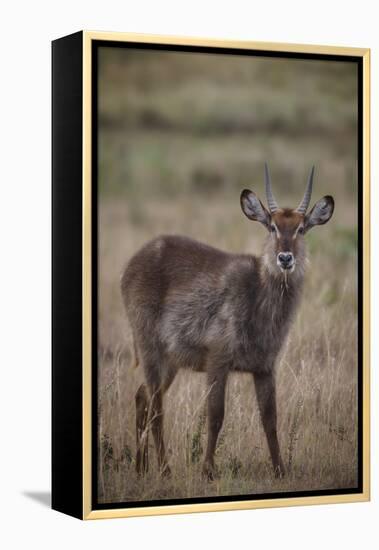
[97,48,358,503]
[98,195,358,503]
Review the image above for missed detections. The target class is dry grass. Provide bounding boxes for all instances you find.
[98,195,358,503]
[97,48,358,503]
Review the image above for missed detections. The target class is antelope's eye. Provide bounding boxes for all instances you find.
[297,226,304,235]
[270,225,276,233]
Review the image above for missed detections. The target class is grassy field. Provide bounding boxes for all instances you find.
[97,47,358,503]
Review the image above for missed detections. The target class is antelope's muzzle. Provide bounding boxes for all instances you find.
[277,252,295,271]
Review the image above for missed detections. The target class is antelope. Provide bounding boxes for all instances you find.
[121,165,334,480]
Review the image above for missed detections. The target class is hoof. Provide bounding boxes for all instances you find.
[202,461,218,481]
[274,463,285,479]
[160,463,171,478]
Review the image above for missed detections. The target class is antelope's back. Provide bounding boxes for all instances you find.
[121,235,230,313]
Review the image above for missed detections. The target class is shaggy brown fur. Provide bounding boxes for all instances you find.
[121,184,334,480]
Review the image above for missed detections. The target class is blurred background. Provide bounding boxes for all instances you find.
[97,46,358,503]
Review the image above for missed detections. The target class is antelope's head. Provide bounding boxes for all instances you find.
[240,164,334,277]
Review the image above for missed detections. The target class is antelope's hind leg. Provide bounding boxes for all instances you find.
[135,383,149,475]
[145,368,176,476]
[146,387,170,477]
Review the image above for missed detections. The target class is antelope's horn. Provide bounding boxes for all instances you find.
[264,163,279,213]
[296,166,315,214]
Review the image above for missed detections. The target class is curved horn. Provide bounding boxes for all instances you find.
[264,163,279,213]
[296,166,315,214]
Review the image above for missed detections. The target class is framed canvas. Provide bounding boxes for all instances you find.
[52,31,370,520]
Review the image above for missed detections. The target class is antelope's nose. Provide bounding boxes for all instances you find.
[278,252,294,269]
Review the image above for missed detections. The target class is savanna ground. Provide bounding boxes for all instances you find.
[97,48,359,503]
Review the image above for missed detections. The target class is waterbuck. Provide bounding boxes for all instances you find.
[121,165,334,480]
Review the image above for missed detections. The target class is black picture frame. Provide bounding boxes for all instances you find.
[52,31,370,520]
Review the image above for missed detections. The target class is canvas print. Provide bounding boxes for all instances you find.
[96,45,360,505]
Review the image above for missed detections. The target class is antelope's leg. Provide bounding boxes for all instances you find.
[202,370,227,480]
[253,372,285,478]
[148,369,176,477]
[148,389,167,475]
[135,383,149,475]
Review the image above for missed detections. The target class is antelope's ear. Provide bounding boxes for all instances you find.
[304,195,334,232]
[240,189,271,227]
[240,189,270,227]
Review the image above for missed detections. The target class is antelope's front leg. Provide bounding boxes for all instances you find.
[202,370,227,481]
[253,371,285,478]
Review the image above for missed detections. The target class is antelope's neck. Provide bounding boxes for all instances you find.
[258,262,304,322]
